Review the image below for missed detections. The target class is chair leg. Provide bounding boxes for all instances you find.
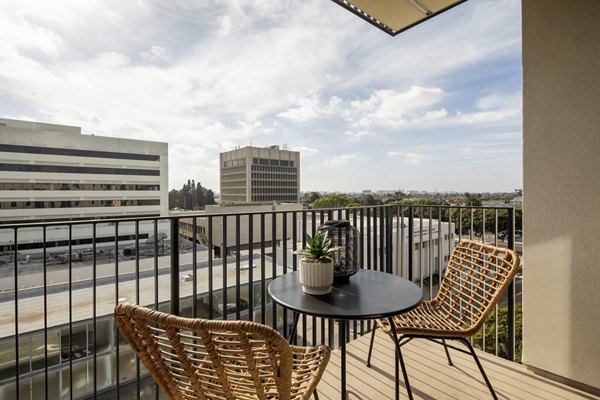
[366,326,377,367]
[313,389,319,400]
[387,318,413,400]
[396,342,413,400]
[460,338,498,400]
[442,339,454,366]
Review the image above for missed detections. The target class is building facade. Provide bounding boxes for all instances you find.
[220,145,300,204]
[0,118,168,224]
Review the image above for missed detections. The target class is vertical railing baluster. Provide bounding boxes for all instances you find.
[153,221,159,311]
[208,217,214,320]
[69,224,74,400]
[92,223,98,400]
[507,208,516,361]
[192,217,198,318]
[438,207,443,293]
[429,206,433,300]
[13,228,19,400]
[271,211,277,330]
[260,214,266,325]
[301,211,308,345]
[43,227,48,400]
[418,207,423,289]
[170,218,180,315]
[366,208,371,270]
[248,213,254,322]
[114,222,119,399]
[222,215,228,320]
[235,215,241,321]
[135,221,141,400]
[408,207,414,282]
[282,212,288,339]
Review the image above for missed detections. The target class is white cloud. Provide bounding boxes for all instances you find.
[349,86,445,128]
[387,151,427,165]
[0,0,523,192]
[405,153,426,165]
[422,108,448,121]
[141,46,169,63]
[324,153,367,167]
[278,94,343,122]
[289,145,319,156]
[453,92,521,125]
[345,130,373,142]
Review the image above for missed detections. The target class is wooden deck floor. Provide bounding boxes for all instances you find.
[316,331,598,400]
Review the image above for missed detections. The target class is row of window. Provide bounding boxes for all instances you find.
[223,158,246,168]
[0,163,160,176]
[0,144,160,161]
[252,158,294,167]
[251,180,297,187]
[250,172,297,180]
[251,195,298,202]
[0,199,160,210]
[251,188,297,194]
[0,318,113,380]
[0,182,160,191]
[250,165,297,173]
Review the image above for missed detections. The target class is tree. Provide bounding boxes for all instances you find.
[474,304,523,362]
[359,193,382,206]
[205,189,216,206]
[196,182,205,207]
[304,191,321,204]
[168,189,180,209]
[312,194,353,209]
[168,180,218,210]
[463,192,482,206]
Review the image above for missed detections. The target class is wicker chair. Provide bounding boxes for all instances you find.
[115,303,330,400]
[366,240,520,400]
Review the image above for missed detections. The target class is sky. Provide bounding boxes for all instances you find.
[0,0,522,194]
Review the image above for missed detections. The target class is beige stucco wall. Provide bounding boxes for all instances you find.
[522,0,600,390]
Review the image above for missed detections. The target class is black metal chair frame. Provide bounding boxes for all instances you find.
[366,329,499,399]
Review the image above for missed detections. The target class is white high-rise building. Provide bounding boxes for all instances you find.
[0,118,168,224]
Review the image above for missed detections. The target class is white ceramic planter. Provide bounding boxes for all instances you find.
[299,258,334,295]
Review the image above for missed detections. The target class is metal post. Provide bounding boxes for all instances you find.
[507,208,516,361]
[170,218,180,315]
[408,207,414,282]
[386,206,393,274]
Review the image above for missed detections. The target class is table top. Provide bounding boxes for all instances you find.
[268,269,423,320]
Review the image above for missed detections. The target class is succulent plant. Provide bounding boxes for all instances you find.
[294,232,338,262]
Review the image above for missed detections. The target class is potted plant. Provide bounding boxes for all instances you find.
[294,232,339,295]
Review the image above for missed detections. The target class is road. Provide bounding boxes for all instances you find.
[0,250,257,302]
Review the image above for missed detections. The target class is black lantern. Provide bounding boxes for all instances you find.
[317,220,359,283]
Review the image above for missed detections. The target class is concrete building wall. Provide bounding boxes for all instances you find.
[0,119,168,224]
[522,0,600,390]
[179,203,303,257]
[298,217,455,280]
[220,145,300,204]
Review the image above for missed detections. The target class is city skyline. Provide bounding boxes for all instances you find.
[0,0,522,193]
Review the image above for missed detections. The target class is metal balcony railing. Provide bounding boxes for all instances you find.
[0,204,520,399]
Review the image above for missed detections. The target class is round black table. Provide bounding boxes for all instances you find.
[268,269,423,400]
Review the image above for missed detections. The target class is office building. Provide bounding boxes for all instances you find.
[0,118,168,224]
[0,118,168,253]
[220,145,300,204]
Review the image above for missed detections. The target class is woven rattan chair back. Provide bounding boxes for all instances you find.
[433,240,520,336]
[115,303,327,400]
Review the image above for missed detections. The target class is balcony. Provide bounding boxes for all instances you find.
[0,204,537,399]
[318,332,589,399]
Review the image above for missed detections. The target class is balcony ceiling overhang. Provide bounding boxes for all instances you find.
[330,0,468,36]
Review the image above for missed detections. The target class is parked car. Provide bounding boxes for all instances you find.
[498,230,523,241]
